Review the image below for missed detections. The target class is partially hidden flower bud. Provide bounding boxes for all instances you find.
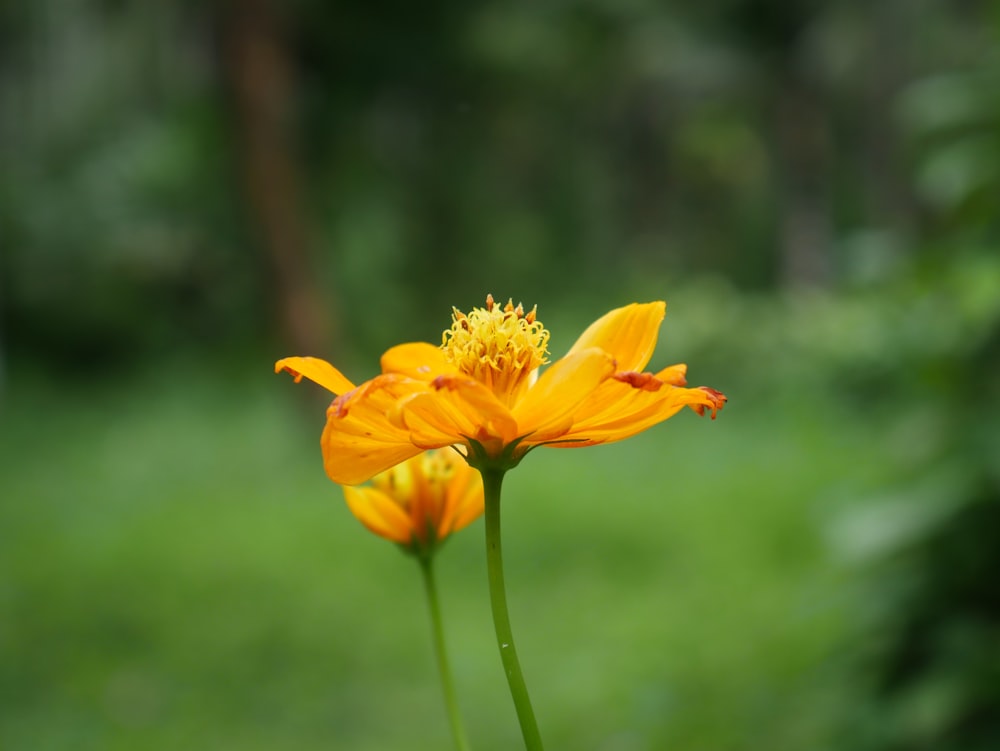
[341,448,484,557]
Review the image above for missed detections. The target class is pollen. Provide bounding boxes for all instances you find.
[441,294,550,405]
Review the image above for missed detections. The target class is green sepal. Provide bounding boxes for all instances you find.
[462,434,532,473]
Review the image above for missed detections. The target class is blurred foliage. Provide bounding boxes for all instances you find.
[2,0,1000,748]
[822,259,1000,750]
[3,0,999,361]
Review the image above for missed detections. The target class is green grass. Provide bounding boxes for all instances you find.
[0,362,898,750]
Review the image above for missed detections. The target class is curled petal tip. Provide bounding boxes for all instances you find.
[275,356,356,395]
[274,361,303,382]
[692,387,727,419]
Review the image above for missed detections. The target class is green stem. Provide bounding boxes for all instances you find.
[481,467,544,750]
[420,556,472,751]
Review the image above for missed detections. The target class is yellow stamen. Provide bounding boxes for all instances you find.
[441,295,550,405]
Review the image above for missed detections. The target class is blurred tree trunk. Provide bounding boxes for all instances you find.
[217,0,337,357]
[864,1,917,234]
[773,76,833,288]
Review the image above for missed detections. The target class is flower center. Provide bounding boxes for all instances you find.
[441,294,550,405]
[370,450,457,545]
[371,452,453,507]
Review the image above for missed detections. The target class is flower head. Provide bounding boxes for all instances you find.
[442,294,549,406]
[277,297,727,484]
[343,448,483,557]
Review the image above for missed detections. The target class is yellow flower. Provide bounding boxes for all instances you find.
[277,296,726,484]
[343,449,483,554]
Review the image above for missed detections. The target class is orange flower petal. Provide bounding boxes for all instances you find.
[565,302,666,372]
[513,347,616,443]
[380,342,457,380]
[439,458,484,536]
[343,486,413,543]
[275,356,356,395]
[322,375,426,484]
[571,362,689,426]
[656,363,689,386]
[397,375,519,450]
[323,431,423,486]
[557,383,727,447]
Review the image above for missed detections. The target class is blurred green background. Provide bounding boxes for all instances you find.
[2,0,999,749]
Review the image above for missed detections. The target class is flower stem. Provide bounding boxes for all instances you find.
[480,467,544,750]
[419,556,472,751]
